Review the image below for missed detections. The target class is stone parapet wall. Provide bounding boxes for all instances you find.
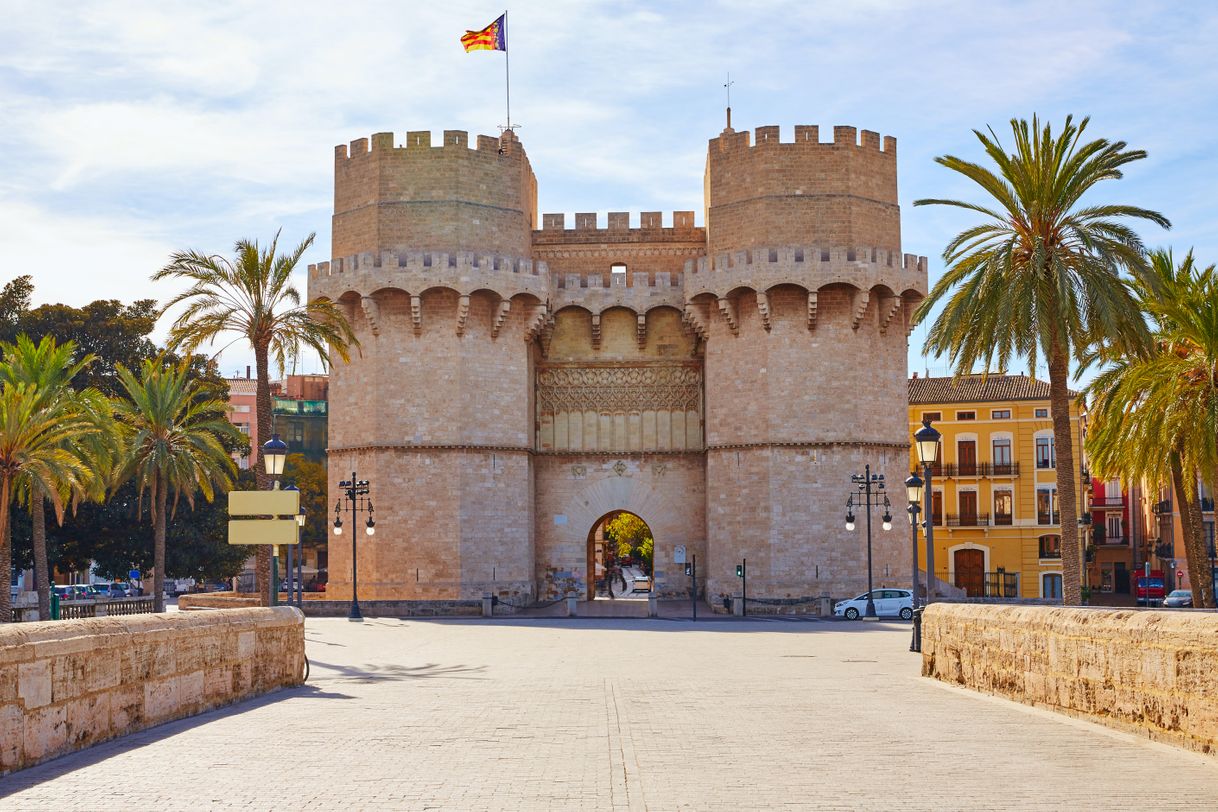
[0,607,304,775]
[921,604,1218,756]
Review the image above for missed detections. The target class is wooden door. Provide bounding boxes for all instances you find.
[954,548,984,597]
[958,440,977,475]
[959,491,978,526]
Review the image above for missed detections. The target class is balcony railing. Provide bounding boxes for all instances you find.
[946,512,991,527]
[1098,535,1127,546]
[937,571,1020,599]
[918,462,1021,479]
[1091,497,1126,508]
[993,513,1013,526]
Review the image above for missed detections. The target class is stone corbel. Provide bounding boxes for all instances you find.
[807,291,818,331]
[756,290,771,332]
[455,294,470,336]
[491,299,511,339]
[360,295,381,337]
[410,295,422,335]
[637,314,647,348]
[524,304,550,343]
[683,304,709,340]
[717,297,739,336]
[851,290,870,331]
[590,313,602,349]
[879,295,902,334]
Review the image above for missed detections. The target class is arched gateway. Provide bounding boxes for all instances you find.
[310,122,926,608]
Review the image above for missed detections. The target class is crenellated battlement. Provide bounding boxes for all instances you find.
[334,129,516,161]
[307,250,549,305]
[710,125,897,155]
[682,245,927,302]
[537,211,699,232]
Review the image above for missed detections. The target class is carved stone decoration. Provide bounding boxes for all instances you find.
[683,304,709,340]
[807,291,818,331]
[717,297,739,335]
[360,296,381,337]
[756,290,771,332]
[536,364,702,414]
[571,464,587,479]
[612,461,627,476]
[637,313,647,348]
[410,295,422,335]
[652,462,668,478]
[879,295,901,334]
[524,304,550,343]
[491,299,511,338]
[851,290,870,331]
[455,294,470,336]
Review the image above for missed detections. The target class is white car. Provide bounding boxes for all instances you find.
[833,589,914,620]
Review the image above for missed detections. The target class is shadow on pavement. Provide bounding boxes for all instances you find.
[361,616,914,634]
[308,660,488,682]
[0,683,352,797]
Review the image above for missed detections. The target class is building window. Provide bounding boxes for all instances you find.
[289,422,305,442]
[1035,435,1055,469]
[991,409,1011,419]
[922,411,941,423]
[992,437,1012,474]
[1042,572,1063,599]
[994,491,1013,525]
[610,263,627,285]
[1034,407,1049,418]
[1106,515,1122,544]
[1039,534,1062,558]
[238,424,250,435]
[1037,487,1058,525]
[956,411,976,420]
[932,491,943,526]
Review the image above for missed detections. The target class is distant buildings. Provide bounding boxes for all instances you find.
[224,372,328,468]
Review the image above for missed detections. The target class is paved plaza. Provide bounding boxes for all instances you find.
[3,615,1217,810]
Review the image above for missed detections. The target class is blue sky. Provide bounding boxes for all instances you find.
[1,0,1215,379]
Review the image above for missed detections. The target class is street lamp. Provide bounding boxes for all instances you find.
[262,434,289,606]
[905,472,924,652]
[914,418,941,605]
[333,472,373,621]
[845,464,892,619]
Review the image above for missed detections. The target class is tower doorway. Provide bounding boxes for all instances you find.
[587,511,654,601]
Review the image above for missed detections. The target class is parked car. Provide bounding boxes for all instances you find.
[1163,589,1193,608]
[833,589,914,621]
[106,583,134,598]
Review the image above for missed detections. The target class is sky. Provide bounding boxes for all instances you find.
[1,0,1216,380]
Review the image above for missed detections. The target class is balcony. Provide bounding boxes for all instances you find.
[921,462,1021,479]
[993,513,1013,526]
[1091,497,1126,509]
[946,513,991,527]
[1097,536,1127,546]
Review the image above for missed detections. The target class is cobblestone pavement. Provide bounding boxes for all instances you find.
[3,616,1217,810]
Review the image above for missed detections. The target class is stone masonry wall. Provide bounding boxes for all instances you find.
[0,607,304,776]
[922,603,1218,757]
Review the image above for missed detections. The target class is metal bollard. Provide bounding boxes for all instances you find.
[732,596,744,616]
[910,606,924,653]
[648,594,658,617]
[482,594,493,618]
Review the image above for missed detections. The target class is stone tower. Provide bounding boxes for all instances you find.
[310,122,927,610]
[315,130,542,601]
[693,125,925,602]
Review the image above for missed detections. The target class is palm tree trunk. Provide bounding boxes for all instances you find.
[1049,348,1082,605]
[1170,455,1213,608]
[32,489,49,621]
[254,341,272,606]
[0,477,11,622]
[154,470,167,613]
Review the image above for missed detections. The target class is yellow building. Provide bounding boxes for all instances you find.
[908,374,1084,600]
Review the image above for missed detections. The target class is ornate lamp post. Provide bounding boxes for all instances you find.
[906,472,924,652]
[914,419,942,604]
[262,434,288,606]
[333,472,375,621]
[846,464,892,619]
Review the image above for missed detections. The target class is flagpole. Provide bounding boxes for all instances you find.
[504,10,511,130]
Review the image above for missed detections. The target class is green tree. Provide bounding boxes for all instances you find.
[283,453,327,545]
[0,336,116,619]
[0,276,33,344]
[154,231,355,603]
[605,512,654,574]
[1086,250,1218,608]
[0,383,96,621]
[18,300,158,397]
[114,359,239,612]
[914,115,1170,605]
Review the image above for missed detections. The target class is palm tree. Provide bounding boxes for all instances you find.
[0,335,116,620]
[914,115,1170,605]
[153,231,355,603]
[0,383,97,621]
[114,359,239,612]
[1086,250,1218,608]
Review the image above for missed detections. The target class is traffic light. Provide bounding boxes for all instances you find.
[684,563,693,576]
[735,564,744,578]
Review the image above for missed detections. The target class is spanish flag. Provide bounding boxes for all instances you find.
[461,15,506,52]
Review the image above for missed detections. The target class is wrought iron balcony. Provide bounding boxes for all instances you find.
[946,512,991,527]
[1091,496,1126,509]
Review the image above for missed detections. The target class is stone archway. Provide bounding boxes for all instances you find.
[534,457,705,600]
[586,510,654,601]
